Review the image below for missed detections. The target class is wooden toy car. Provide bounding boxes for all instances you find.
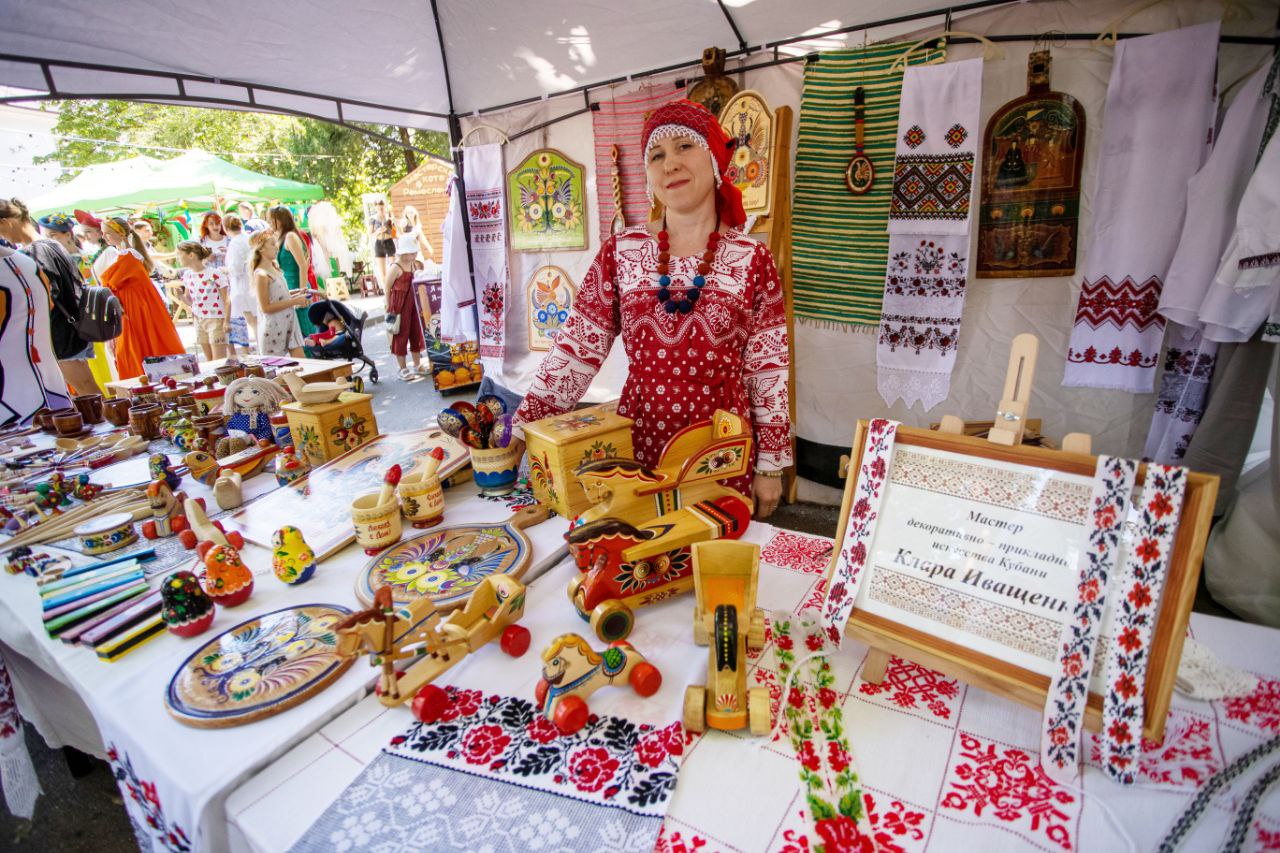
[336,574,531,719]
[565,410,753,642]
[177,497,245,557]
[683,540,770,736]
[534,633,662,734]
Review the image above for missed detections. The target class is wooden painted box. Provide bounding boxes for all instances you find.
[282,394,379,466]
[523,402,634,519]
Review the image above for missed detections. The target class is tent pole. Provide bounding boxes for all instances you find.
[714,0,748,53]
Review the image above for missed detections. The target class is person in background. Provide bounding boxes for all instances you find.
[368,199,396,292]
[222,214,254,349]
[0,218,71,425]
[399,204,434,261]
[0,201,100,400]
[76,209,109,284]
[303,310,351,355]
[249,230,307,357]
[98,217,184,379]
[237,201,269,234]
[175,241,230,361]
[199,212,230,269]
[384,234,427,380]
[268,206,317,337]
[130,217,177,306]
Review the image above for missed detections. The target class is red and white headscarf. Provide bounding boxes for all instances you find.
[641,99,746,228]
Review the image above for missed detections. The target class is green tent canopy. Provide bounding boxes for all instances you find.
[29,151,324,216]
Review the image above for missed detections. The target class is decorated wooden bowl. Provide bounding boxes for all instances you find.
[75,512,139,555]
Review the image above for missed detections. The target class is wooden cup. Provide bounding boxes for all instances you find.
[129,404,161,440]
[52,410,84,437]
[398,472,445,528]
[103,398,132,426]
[470,445,520,496]
[351,491,402,555]
[73,394,105,425]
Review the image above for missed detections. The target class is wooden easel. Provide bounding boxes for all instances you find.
[860,333,1089,684]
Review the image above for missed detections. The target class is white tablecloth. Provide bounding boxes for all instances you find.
[0,478,571,852]
[226,525,1280,853]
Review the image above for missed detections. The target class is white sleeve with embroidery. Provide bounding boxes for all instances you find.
[514,238,620,430]
[745,245,793,471]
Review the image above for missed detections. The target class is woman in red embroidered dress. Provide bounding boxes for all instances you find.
[513,99,792,518]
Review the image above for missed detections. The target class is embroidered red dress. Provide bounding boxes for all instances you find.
[514,227,792,494]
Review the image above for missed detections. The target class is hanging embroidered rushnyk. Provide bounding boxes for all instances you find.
[1142,326,1217,465]
[792,43,944,329]
[976,50,1086,278]
[463,143,510,370]
[877,58,982,410]
[592,81,686,241]
[1062,22,1220,393]
[1041,455,1137,784]
[1099,465,1188,785]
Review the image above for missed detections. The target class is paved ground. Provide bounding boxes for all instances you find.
[2,309,841,850]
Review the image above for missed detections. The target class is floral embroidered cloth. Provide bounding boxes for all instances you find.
[291,689,686,852]
[463,143,510,369]
[877,59,982,410]
[1062,22,1219,392]
[0,650,39,819]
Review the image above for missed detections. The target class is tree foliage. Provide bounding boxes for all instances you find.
[36,100,448,243]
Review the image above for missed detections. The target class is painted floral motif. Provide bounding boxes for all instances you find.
[368,526,524,605]
[329,413,370,453]
[477,484,540,511]
[551,412,604,432]
[1042,455,1136,781]
[1223,678,1280,734]
[1099,465,1188,783]
[857,655,962,720]
[388,687,683,813]
[298,424,323,464]
[529,450,560,507]
[107,744,192,852]
[582,440,619,463]
[613,549,691,596]
[773,615,877,851]
[508,149,587,252]
[761,530,833,576]
[694,446,743,476]
[1088,713,1220,786]
[942,732,1077,850]
[903,125,926,149]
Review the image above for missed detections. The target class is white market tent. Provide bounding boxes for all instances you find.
[0,0,1001,133]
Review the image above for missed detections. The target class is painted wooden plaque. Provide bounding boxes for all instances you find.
[355,515,534,609]
[507,148,588,252]
[719,90,776,217]
[165,604,353,728]
[526,266,576,352]
[976,51,1086,278]
[222,429,469,559]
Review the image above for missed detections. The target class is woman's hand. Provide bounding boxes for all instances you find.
[753,474,782,520]
[291,294,310,308]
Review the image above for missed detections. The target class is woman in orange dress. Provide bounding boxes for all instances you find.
[99,217,184,379]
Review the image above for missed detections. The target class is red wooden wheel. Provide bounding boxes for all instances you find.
[500,624,531,657]
[553,695,589,735]
[226,531,245,549]
[178,529,197,549]
[412,684,449,723]
[629,661,662,697]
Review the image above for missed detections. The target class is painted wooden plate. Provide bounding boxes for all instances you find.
[355,506,547,609]
[165,604,353,728]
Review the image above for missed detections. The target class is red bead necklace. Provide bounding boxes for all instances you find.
[655,222,721,315]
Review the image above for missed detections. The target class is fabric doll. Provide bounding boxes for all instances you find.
[221,376,288,443]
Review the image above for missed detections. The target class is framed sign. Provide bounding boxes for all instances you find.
[506,148,588,252]
[718,90,776,218]
[526,265,575,352]
[828,422,1217,741]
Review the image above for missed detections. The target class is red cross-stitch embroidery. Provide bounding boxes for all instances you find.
[1255,822,1280,851]
[904,125,926,148]
[1088,713,1220,786]
[941,732,1077,851]
[761,530,833,575]
[1071,276,1164,331]
[858,655,961,720]
[1223,678,1280,734]
[654,825,710,853]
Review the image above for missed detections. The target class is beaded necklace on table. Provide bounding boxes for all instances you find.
[654,219,721,315]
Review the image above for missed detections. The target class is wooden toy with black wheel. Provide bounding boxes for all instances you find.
[683,539,771,736]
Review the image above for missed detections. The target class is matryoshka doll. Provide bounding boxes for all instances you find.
[271,525,316,585]
[273,445,310,488]
[162,570,216,637]
[201,544,255,606]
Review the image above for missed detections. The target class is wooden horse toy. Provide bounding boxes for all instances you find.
[565,410,754,643]
[336,574,531,720]
[184,439,278,487]
[177,496,245,557]
[535,633,662,734]
[141,480,198,539]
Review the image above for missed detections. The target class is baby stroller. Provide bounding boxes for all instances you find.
[306,298,380,385]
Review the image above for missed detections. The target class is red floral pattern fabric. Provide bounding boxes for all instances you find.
[1224,679,1280,734]
[857,655,962,721]
[761,531,834,576]
[514,227,792,475]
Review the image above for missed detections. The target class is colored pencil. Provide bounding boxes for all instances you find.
[42,572,143,609]
[63,589,162,645]
[81,592,163,647]
[44,584,149,636]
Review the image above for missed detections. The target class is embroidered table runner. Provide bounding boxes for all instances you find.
[792,43,943,329]
[1062,22,1219,392]
[591,81,685,241]
[877,58,982,410]
[463,143,510,371]
[291,688,685,852]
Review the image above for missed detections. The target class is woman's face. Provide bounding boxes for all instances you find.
[206,218,224,238]
[0,214,24,244]
[83,225,103,244]
[103,224,125,247]
[44,228,77,253]
[646,133,716,216]
[178,249,200,270]
[257,235,279,260]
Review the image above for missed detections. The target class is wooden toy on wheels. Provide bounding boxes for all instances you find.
[683,540,770,736]
[335,574,531,720]
[177,497,245,557]
[565,410,753,644]
[534,633,662,735]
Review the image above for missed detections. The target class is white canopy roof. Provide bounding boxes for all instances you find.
[0,0,963,130]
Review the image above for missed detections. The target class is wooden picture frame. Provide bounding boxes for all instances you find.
[827,421,1218,742]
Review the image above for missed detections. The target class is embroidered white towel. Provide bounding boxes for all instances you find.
[439,178,479,346]
[462,143,510,372]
